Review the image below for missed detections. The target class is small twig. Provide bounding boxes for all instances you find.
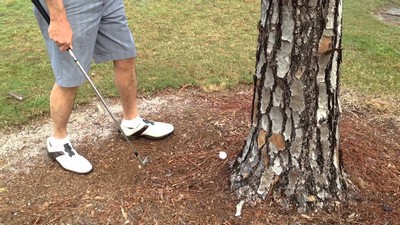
[138,203,150,224]
[197,157,209,167]
[9,92,25,101]
[171,172,198,187]
[32,217,43,225]
[178,84,191,93]
[181,156,202,170]
[49,215,62,223]
[380,12,400,17]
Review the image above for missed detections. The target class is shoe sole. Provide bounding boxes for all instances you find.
[119,130,174,140]
[46,150,93,175]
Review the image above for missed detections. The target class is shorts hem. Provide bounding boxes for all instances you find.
[55,78,86,88]
[93,51,137,64]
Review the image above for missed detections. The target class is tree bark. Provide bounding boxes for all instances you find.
[231,0,348,212]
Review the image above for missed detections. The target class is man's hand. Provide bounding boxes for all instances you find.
[45,0,73,52]
[48,19,73,52]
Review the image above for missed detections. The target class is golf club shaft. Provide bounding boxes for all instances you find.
[66,51,147,165]
[32,0,49,24]
[32,0,147,165]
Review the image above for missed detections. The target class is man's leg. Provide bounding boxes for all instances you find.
[50,83,78,138]
[46,83,93,174]
[34,0,100,174]
[113,57,138,120]
[114,58,174,139]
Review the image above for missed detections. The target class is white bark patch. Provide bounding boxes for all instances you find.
[267,33,276,54]
[256,50,266,79]
[336,177,343,193]
[260,0,269,27]
[292,111,300,129]
[237,132,254,163]
[323,29,334,37]
[317,108,327,125]
[249,144,260,168]
[317,54,330,83]
[318,83,328,106]
[309,141,319,169]
[290,79,305,112]
[326,0,336,30]
[273,86,283,107]
[333,129,341,170]
[291,95,305,113]
[320,123,329,142]
[317,189,328,200]
[317,83,329,123]
[315,173,327,185]
[261,88,271,114]
[281,148,289,167]
[283,110,292,140]
[257,168,275,195]
[267,2,279,54]
[277,4,294,78]
[252,92,260,128]
[330,0,343,91]
[338,0,343,37]
[264,67,275,89]
[291,157,300,170]
[322,144,330,168]
[235,200,245,217]
[281,5,294,42]
[261,114,270,132]
[271,157,283,175]
[291,78,304,96]
[286,168,301,196]
[271,1,279,25]
[276,5,294,79]
[240,165,252,179]
[269,106,283,133]
[269,141,279,154]
[330,52,338,89]
[276,41,291,78]
[307,0,319,6]
[291,129,303,160]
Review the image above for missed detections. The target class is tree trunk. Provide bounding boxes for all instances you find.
[231,0,348,213]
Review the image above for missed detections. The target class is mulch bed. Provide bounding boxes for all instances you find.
[1,86,399,224]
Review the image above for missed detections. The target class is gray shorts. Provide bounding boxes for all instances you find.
[34,0,137,87]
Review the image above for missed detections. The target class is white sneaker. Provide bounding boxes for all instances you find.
[120,119,174,139]
[46,138,93,174]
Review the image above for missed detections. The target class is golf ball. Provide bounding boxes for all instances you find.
[219,151,227,160]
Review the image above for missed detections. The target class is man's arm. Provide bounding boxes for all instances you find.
[45,0,73,51]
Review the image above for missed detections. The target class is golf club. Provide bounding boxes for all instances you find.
[32,0,149,166]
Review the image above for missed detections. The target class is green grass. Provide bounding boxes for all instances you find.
[0,0,399,128]
[342,0,400,96]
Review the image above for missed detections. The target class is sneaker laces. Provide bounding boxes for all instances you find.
[64,143,75,157]
[143,119,155,125]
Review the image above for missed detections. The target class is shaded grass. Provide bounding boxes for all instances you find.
[0,0,399,128]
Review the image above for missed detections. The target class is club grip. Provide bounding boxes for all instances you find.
[32,0,50,25]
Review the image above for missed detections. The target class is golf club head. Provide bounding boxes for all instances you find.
[141,156,149,166]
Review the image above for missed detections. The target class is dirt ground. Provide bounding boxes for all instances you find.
[0,85,399,225]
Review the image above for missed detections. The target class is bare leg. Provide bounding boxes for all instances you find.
[114,57,174,139]
[113,57,138,120]
[47,83,92,174]
[50,83,78,139]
